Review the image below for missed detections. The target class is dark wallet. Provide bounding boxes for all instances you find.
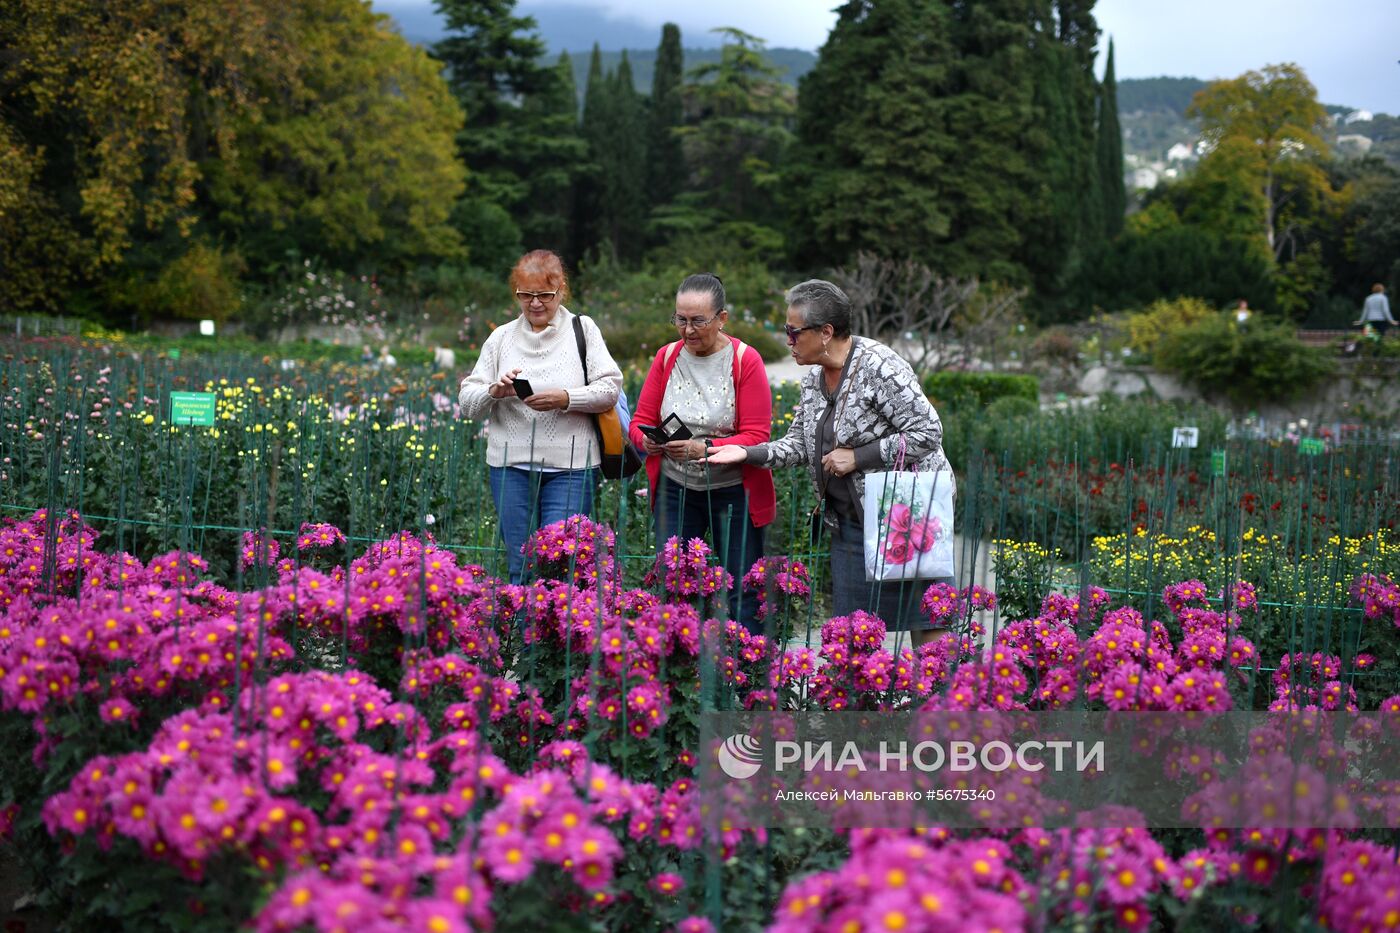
[638,412,693,444]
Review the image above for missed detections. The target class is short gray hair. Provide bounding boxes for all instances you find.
[786,279,851,338]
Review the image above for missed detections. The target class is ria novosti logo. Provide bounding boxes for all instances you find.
[717,733,763,780]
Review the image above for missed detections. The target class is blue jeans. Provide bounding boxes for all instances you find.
[489,467,595,583]
[655,476,764,634]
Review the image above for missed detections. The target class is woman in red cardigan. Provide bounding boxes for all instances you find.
[629,273,776,633]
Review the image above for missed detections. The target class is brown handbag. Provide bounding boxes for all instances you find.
[572,316,642,480]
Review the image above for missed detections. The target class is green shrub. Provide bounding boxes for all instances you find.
[110,243,246,323]
[597,318,679,363]
[922,371,1039,414]
[725,319,788,362]
[1028,327,1081,368]
[1303,292,1360,329]
[594,316,786,364]
[984,395,1040,421]
[1125,296,1214,354]
[955,395,1230,480]
[1153,313,1334,407]
[574,257,788,328]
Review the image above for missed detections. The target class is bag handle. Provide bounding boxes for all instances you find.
[662,339,683,369]
[893,434,908,473]
[572,315,590,383]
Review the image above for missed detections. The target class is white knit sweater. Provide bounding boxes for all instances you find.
[458,307,623,469]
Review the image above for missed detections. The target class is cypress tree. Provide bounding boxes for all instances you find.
[1096,39,1126,238]
[581,44,607,134]
[785,0,955,269]
[647,24,686,216]
[1021,7,1097,306]
[1015,0,1104,316]
[607,52,648,259]
[574,44,608,258]
[787,0,1103,298]
[517,52,586,255]
[576,47,648,261]
[938,0,1038,282]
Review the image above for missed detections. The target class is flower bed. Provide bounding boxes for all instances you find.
[2,509,1400,930]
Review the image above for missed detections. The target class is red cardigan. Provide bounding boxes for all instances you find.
[629,336,777,527]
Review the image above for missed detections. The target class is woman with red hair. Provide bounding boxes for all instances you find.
[459,250,623,583]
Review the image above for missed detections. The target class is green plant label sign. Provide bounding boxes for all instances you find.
[169,392,216,427]
[1211,449,1227,477]
[167,348,181,360]
[1298,438,1325,456]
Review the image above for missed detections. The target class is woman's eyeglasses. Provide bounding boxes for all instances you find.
[784,324,819,343]
[671,313,719,331]
[516,290,559,303]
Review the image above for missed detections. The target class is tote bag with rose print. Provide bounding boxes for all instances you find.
[863,439,955,582]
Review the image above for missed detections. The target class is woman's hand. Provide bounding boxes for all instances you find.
[705,445,746,465]
[663,439,707,462]
[523,389,569,412]
[488,369,523,399]
[821,447,856,477]
[640,436,668,457]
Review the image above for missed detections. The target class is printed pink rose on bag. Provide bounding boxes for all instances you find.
[877,495,943,564]
[866,470,956,581]
[883,536,912,565]
[909,517,942,552]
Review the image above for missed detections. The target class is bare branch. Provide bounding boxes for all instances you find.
[830,252,1021,374]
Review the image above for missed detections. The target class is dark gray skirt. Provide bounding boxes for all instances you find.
[828,517,954,631]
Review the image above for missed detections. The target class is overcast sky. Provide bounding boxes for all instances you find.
[380,0,1400,113]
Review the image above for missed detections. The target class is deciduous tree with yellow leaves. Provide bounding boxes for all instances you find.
[0,0,465,318]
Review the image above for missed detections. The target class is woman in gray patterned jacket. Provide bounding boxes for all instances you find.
[706,279,954,646]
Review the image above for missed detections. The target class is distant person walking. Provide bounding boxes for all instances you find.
[1357,284,1396,336]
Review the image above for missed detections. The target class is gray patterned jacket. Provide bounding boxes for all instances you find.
[753,337,953,526]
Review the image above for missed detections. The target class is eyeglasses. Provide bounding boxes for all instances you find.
[671,313,719,331]
[516,290,559,303]
[784,324,820,344]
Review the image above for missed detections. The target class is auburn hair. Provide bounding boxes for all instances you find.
[509,250,570,303]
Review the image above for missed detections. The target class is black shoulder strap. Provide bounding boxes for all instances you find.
[571,314,590,383]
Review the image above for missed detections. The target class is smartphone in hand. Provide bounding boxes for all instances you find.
[512,377,535,399]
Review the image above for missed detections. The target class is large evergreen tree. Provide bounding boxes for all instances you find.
[605,53,649,259]
[937,0,1040,283]
[574,45,608,259]
[786,0,1103,300]
[1095,39,1126,239]
[675,27,794,244]
[646,24,687,219]
[785,0,955,268]
[1021,7,1096,302]
[577,47,648,261]
[516,52,587,255]
[433,0,575,271]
